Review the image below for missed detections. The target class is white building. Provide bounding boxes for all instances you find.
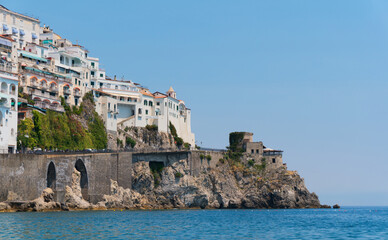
[0,60,18,153]
[93,78,195,147]
[0,5,40,49]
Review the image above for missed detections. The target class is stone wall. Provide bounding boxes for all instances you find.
[0,152,132,204]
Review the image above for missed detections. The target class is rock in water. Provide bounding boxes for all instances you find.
[64,168,91,209]
[333,204,340,209]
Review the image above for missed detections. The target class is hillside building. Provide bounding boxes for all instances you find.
[0,5,40,49]
[0,59,18,153]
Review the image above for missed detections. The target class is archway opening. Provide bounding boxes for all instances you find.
[47,161,56,190]
[75,159,89,200]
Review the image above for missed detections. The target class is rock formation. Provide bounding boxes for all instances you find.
[64,168,91,209]
[100,158,321,209]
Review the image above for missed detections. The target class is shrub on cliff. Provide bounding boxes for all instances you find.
[17,91,107,151]
[229,132,245,152]
[146,124,158,131]
[126,137,136,148]
[169,122,183,147]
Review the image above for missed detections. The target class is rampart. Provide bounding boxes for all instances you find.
[0,150,225,203]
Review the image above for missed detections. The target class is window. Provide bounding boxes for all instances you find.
[100,73,103,78]
[91,71,95,76]
[91,62,95,67]
[91,81,95,86]
[149,101,153,107]
[13,16,15,24]
[251,149,254,154]
[256,149,259,154]
[157,102,160,106]
[115,85,118,89]
[86,72,88,79]
[108,103,111,110]
[60,56,64,64]
[144,100,147,106]
[145,110,148,115]
[272,158,276,163]
[32,23,35,31]
[138,108,142,114]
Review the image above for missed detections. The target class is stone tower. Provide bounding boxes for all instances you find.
[167,86,176,98]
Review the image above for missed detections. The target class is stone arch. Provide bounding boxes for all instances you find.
[75,159,89,200]
[47,161,56,190]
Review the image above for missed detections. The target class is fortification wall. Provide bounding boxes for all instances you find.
[0,152,133,204]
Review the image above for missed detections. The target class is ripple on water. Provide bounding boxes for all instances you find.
[0,207,388,239]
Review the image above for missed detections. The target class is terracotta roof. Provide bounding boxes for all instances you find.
[0,34,14,42]
[140,90,154,97]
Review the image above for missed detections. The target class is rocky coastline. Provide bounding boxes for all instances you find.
[0,156,333,212]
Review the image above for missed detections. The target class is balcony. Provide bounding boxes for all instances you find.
[48,87,58,93]
[63,89,71,95]
[74,91,81,97]
[263,150,283,157]
[39,84,48,91]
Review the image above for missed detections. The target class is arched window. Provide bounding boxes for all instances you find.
[149,101,153,107]
[1,82,7,93]
[9,84,16,95]
[144,100,148,106]
[138,108,142,114]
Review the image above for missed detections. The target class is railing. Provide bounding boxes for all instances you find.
[0,62,13,73]
[22,68,71,83]
[48,87,58,93]
[263,151,283,156]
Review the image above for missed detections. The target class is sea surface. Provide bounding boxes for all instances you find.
[0,207,387,239]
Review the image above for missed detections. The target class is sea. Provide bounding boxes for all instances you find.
[0,207,387,239]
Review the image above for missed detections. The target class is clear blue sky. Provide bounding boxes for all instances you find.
[5,0,388,206]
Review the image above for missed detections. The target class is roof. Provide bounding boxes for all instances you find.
[167,86,175,92]
[0,34,14,42]
[140,90,154,97]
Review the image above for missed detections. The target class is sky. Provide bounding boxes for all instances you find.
[4,0,388,206]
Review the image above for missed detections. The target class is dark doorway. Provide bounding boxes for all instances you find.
[47,161,56,190]
[75,159,89,201]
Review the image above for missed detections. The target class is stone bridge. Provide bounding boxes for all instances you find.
[0,150,224,203]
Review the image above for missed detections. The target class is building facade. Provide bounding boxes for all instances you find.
[0,62,18,153]
[0,5,40,49]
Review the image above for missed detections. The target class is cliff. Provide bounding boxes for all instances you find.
[99,158,321,209]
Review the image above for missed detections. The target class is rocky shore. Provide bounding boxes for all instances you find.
[0,157,331,212]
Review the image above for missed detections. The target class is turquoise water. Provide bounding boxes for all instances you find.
[0,207,387,239]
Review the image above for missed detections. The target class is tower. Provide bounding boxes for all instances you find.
[166,86,176,99]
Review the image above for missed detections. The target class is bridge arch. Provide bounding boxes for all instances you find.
[47,161,56,190]
[75,159,89,200]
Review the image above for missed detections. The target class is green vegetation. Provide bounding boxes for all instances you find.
[17,91,107,151]
[146,124,158,131]
[229,132,245,152]
[18,89,35,105]
[117,138,123,148]
[206,155,212,161]
[253,158,267,172]
[184,143,191,150]
[175,172,183,178]
[169,122,183,147]
[149,162,164,187]
[126,136,136,148]
[219,158,225,164]
[195,145,201,150]
[199,153,205,160]
[248,159,255,167]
